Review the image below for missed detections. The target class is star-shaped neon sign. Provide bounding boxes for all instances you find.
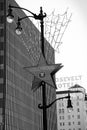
[24,54,63,91]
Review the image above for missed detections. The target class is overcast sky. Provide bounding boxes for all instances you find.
[15,0,87,91]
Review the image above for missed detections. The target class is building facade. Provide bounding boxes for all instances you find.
[84,95,87,130]
[56,84,87,130]
[0,0,57,130]
[0,0,6,129]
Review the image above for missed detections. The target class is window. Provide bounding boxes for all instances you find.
[0,42,4,50]
[59,109,61,114]
[0,56,3,64]
[0,84,3,93]
[0,98,3,108]
[59,108,65,114]
[0,16,4,24]
[0,78,3,84]
[72,115,74,118]
[59,103,61,107]
[78,128,81,130]
[62,108,64,113]
[77,101,79,106]
[0,2,4,11]
[60,122,65,126]
[86,110,87,114]
[0,29,4,37]
[62,116,64,120]
[60,122,62,126]
[77,115,80,119]
[62,102,64,107]
[78,121,81,125]
[0,69,3,78]
[68,122,71,125]
[86,103,87,108]
[77,96,80,100]
[60,116,64,120]
[59,116,61,120]
[77,108,80,112]
[68,115,71,119]
[63,122,65,126]
[73,122,74,124]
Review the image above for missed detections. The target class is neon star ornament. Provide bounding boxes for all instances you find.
[24,53,63,91]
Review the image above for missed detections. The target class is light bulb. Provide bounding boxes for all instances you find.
[15,28,22,35]
[67,107,73,113]
[7,15,14,23]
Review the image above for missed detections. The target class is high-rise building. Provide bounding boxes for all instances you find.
[56,84,87,130]
[84,94,87,130]
[0,0,57,130]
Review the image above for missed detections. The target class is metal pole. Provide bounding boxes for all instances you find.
[40,7,47,130]
[40,7,45,57]
[42,82,47,130]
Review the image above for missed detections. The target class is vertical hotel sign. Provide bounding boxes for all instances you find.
[0,0,6,128]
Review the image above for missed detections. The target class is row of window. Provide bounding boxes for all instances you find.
[59,121,81,126]
[59,114,80,120]
[59,115,64,120]
[59,108,64,113]
[60,129,81,130]
[58,101,81,109]
[59,102,64,107]
[59,108,80,114]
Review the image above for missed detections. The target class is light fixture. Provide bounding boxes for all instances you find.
[67,92,73,112]
[15,18,22,35]
[7,5,14,23]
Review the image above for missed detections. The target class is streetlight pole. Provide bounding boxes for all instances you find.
[41,82,47,130]
[7,5,48,130]
[7,5,64,130]
[39,7,47,130]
